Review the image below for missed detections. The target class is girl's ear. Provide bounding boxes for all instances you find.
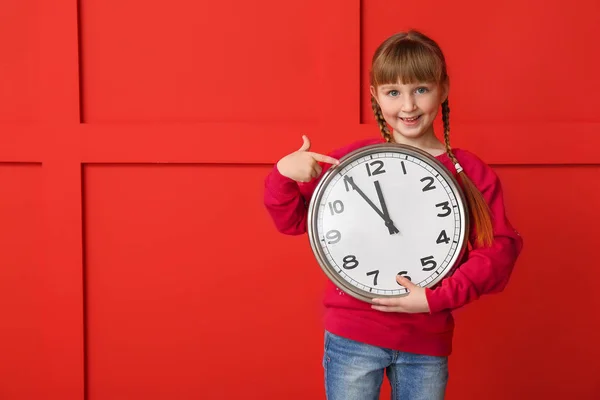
[370,86,378,103]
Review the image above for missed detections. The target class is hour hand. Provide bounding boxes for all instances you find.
[343,176,399,234]
[374,181,399,235]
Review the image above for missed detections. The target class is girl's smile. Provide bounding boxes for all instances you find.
[398,115,422,126]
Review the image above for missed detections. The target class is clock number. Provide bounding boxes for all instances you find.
[325,230,341,244]
[435,201,452,217]
[436,229,450,244]
[344,176,356,192]
[401,161,407,175]
[366,160,386,176]
[342,255,359,270]
[328,200,344,215]
[420,176,436,192]
[397,271,412,282]
[366,270,379,286]
[421,256,437,271]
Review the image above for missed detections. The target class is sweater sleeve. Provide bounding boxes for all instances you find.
[425,152,524,313]
[263,165,311,235]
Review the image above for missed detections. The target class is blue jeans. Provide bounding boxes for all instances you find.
[323,331,448,400]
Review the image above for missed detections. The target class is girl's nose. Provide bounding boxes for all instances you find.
[401,96,417,112]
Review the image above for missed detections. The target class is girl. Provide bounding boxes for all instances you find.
[263,30,523,400]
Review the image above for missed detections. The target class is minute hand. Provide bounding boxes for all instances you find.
[343,176,399,234]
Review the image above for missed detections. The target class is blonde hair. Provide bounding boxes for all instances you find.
[370,30,493,247]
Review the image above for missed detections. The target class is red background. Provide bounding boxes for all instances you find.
[1,0,599,399]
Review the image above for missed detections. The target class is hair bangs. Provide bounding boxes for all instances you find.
[371,38,445,87]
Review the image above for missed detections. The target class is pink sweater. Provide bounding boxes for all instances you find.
[263,137,523,356]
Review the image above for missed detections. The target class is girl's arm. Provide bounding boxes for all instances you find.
[263,166,311,235]
[263,138,374,236]
[425,151,524,313]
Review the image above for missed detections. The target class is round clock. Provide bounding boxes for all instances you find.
[307,143,469,302]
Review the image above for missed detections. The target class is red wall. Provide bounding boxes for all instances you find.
[1,0,599,399]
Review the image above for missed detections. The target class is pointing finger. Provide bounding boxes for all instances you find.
[310,152,340,165]
[298,135,311,152]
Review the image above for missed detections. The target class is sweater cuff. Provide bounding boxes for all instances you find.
[425,287,447,314]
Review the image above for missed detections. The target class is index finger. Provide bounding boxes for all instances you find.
[309,152,339,165]
[372,297,403,306]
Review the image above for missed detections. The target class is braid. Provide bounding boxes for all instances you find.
[371,96,393,142]
[442,98,494,248]
[442,100,457,164]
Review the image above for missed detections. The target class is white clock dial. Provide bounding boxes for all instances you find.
[308,144,468,302]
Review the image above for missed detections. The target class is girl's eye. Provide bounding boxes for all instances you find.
[387,90,400,97]
[415,87,429,94]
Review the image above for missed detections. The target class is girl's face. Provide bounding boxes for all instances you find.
[371,80,448,144]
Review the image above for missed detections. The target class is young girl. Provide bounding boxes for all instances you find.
[263,30,523,400]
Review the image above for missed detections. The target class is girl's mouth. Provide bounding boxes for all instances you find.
[399,115,422,125]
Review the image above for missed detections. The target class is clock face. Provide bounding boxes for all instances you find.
[308,144,468,301]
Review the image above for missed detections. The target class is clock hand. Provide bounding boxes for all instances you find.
[374,180,399,235]
[343,176,399,233]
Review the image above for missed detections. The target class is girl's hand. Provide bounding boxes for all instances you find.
[371,275,431,313]
[277,135,339,183]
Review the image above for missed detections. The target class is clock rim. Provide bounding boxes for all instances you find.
[307,142,470,303]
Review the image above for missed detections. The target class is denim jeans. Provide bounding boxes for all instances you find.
[323,330,448,400]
